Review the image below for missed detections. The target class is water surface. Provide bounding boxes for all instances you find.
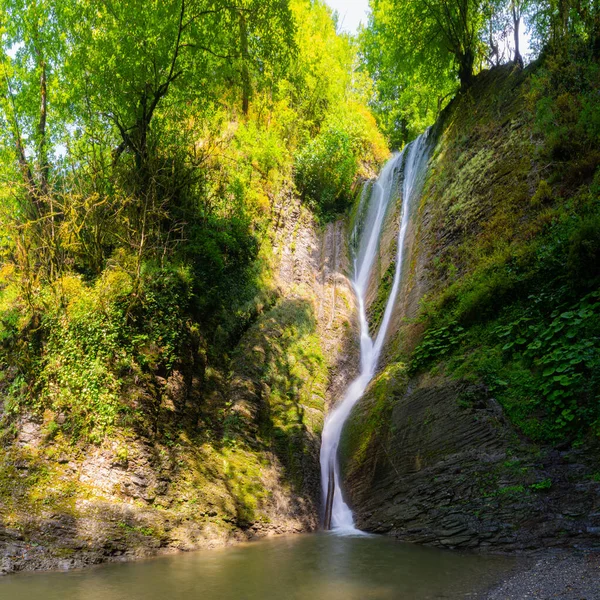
[0,533,516,600]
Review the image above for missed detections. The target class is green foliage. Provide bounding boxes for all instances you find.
[526,0,600,57]
[129,265,194,371]
[361,0,462,145]
[363,0,600,145]
[294,97,388,217]
[411,324,466,372]
[38,293,126,441]
[295,125,357,216]
[369,260,395,335]
[0,0,386,448]
[406,55,600,444]
[530,54,600,163]
[62,0,295,156]
[498,292,600,434]
[0,263,197,440]
[567,214,600,285]
[415,284,600,441]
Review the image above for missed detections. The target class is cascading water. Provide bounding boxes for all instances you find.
[320,131,431,533]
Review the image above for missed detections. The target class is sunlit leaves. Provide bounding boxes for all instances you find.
[360,0,467,146]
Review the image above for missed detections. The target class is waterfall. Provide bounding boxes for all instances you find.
[320,131,431,533]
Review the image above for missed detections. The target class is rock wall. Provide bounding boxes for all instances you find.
[339,64,600,551]
[340,373,600,550]
[0,189,358,574]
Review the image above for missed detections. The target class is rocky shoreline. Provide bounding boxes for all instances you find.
[484,550,600,599]
[0,518,303,576]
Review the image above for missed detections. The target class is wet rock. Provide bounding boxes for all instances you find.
[341,376,600,551]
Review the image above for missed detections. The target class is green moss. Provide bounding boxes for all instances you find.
[368,260,396,336]
[0,446,85,519]
[117,522,157,537]
[226,297,327,492]
[496,484,526,497]
[52,548,76,558]
[339,363,408,476]
[531,180,553,207]
[530,478,552,492]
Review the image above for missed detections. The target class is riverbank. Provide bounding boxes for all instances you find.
[0,520,303,576]
[485,550,600,599]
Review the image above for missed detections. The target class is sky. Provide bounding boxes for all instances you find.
[325,0,370,34]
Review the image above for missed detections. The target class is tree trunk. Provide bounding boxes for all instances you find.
[458,49,474,89]
[489,16,499,67]
[239,13,251,116]
[512,5,524,68]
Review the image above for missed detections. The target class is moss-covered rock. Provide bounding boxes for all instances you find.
[340,61,600,550]
[0,190,358,574]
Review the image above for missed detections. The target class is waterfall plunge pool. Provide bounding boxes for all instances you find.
[0,533,517,600]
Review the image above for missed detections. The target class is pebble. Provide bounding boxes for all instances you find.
[485,551,600,600]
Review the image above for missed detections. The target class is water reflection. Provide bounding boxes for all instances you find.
[0,533,515,600]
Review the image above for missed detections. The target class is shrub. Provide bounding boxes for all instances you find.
[411,323,466,372]
[295,125,358,216]
[494,292,600,436]
[295,106,388,218]
[39,287,126,441]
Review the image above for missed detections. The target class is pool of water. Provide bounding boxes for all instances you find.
[0,533,517,600]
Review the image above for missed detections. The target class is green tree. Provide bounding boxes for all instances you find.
[62,0,294,168]
[0,0,69,285]
[527,0,600,56]
[371,0,486,90]
[361,0,471,145]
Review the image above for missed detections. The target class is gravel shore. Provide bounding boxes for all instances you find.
[485,551,600,599]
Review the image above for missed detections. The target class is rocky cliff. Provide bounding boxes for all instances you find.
[341,372,600,550]
[339,63,600,551]
[0,189,358,574]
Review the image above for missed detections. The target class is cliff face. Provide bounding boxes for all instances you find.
[340,373,600,550]
[339,64,600,550]
[0,190,358,575]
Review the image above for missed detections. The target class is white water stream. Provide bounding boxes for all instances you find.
[320,132,431,532]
